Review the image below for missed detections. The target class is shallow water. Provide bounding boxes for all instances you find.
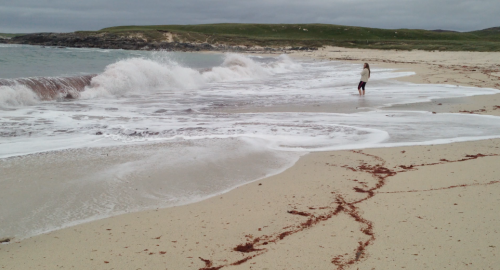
[1,45,500,239]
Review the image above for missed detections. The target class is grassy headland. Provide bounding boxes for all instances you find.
[92,23,500,51]
[0,33,25,39]
[4,24,499,51]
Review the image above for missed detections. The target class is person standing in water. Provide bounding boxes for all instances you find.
[358,63,370,96]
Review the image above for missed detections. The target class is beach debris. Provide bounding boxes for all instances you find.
[355,249,363,261]
[0,237,11,243]
[234,242,262,253]
[287,210,311,216]
[199,257,223,270]
[231,255,259,266]
[459,109,486,114]
[194,150,500,270]
[353,187,369,193]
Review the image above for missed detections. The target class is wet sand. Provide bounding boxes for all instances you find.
[1,48,500,270]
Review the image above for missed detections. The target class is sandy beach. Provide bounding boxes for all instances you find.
[1,47,500,270]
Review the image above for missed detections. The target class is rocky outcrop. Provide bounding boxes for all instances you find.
[0,32,317,52]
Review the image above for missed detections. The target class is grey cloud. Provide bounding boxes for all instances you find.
[0,0,498,33]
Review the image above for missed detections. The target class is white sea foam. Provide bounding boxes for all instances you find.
[0,44,23,48]
[80,53,301,99]
[2,56,500,158]
[0,84,40,107]
[81,58,205,98]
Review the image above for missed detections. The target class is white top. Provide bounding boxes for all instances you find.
[360,68,370,82]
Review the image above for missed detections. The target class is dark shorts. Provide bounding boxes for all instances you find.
[358,81,367,90]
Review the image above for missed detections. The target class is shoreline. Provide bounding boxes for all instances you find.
[1,47,500,269]
[297,46,500,116]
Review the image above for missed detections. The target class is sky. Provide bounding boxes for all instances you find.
[1,0,498,33]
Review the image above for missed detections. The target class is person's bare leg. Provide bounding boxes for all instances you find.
[362,90,365,95]
[358,88,362,96]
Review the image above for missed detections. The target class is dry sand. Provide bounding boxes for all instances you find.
[1,47,500,270]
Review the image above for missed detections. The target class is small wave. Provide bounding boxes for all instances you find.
[202,54,301,82]
[0,75,94,107]
[0,44,24,48]
[201,53,270,82]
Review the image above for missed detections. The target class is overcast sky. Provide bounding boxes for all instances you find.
[1,0,498,33]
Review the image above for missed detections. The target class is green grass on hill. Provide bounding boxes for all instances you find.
[88,24,500,51]
[0,33,25,38]
[99,23,491,40]
[469,27,500,41]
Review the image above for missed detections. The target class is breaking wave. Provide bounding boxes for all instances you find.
[0,54,301,105]
[0,75,94,107]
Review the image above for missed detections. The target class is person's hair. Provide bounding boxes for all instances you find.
[364,63,370,78]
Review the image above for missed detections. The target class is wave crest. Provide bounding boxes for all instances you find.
[81,58,205,99]
[0,53,300,105]
[0,75,94,107]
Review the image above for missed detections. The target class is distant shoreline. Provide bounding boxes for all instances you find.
[0,32,317,53]
[2,23,499,52]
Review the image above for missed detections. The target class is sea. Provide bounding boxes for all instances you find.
[1,44,500,240]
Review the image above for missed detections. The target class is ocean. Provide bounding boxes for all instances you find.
[1,44,500,239]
